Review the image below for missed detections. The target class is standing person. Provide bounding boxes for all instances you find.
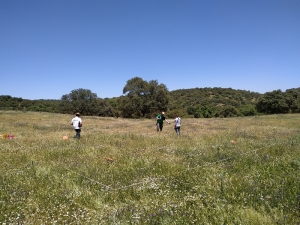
[71,112,82,139]
[174,113,181,135]
[156,111,170,131]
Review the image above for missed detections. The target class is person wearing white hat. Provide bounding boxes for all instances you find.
[156,111,170,131]
[71,112,82,139]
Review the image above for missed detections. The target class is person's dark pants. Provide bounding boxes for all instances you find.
[175,126,180,135]
[75,129,81,139]
[157,122,163,131]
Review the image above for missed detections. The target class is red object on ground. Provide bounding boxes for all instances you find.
[106,157,114,162]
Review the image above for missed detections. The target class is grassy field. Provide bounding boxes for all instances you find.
[1,111,300,224]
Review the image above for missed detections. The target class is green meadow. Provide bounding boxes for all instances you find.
[1,111,300,224]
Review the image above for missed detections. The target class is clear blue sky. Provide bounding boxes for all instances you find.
[1,0,299,100]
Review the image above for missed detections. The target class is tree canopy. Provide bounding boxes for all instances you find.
[119,77,170,118]
[60,88,99,116]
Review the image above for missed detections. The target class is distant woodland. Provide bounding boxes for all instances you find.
[1,77,300,118]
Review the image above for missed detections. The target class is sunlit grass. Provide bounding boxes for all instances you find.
[1,111,300,224]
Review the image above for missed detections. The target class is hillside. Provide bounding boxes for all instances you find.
[168,87,262,117]
[170,87,261,106]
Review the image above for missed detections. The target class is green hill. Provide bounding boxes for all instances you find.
[168,87,261,117]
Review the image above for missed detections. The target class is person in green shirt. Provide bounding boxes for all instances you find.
[156,111,170,131]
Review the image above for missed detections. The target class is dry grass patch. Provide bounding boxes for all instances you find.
[1,111,300,224]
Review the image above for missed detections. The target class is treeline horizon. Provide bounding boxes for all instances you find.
[1,80,300,118]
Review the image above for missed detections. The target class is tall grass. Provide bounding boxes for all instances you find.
[0,111,300,224]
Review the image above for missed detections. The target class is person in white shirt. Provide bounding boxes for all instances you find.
[71,112,82,139]
[174,113,181,136]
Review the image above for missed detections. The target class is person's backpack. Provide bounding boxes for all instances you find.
[156,114,161,120]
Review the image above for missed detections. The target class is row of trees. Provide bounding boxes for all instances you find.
[59,89,114,116]
[57,77,170,118]
[256,89,300,114]
[0,95,61,112]
[1,78,300,118]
